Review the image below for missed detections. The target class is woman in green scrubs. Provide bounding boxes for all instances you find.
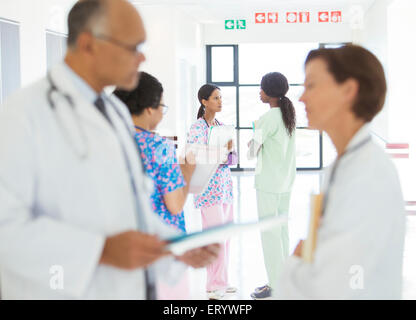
[248,72,296,299]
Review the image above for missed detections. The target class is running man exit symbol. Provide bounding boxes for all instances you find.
[268,12,278,23]
[237,20,246,29]
[299,12,310,23]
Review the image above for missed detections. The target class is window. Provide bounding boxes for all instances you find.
[0,19,21,104]
[207,43,323,170]
[46,30,67,69]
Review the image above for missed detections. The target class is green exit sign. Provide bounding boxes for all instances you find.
[225,20,235,29]
[237,20,246,29]
[225,19,246,30]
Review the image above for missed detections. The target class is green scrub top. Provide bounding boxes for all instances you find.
[253,108,296,194]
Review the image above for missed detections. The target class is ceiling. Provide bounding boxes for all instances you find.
[130,0,376,23]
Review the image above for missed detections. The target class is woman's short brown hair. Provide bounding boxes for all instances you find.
[305,44,387,122]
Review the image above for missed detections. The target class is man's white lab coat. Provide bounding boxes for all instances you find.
[276,125,406,299]
[0,63,183,299]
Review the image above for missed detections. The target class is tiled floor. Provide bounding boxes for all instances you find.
[183,160,416,300]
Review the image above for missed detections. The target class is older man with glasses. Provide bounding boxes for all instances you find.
[0,0,219,300]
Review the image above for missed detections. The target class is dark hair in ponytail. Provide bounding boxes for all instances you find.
[261,72,296,136]
[197,84,220,119]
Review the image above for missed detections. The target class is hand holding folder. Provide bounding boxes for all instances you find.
[166,215,288,255]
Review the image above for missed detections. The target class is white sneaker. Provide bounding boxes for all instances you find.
[207,290,224,300]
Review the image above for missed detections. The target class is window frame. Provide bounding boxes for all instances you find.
[206,43,325,171]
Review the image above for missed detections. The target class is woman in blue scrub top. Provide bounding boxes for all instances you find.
[113,72,195,299]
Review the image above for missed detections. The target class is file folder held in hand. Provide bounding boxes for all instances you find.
[166,215,288,255]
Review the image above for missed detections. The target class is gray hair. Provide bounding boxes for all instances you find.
[67,0,108,48]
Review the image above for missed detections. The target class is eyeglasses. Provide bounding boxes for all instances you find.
[160,104,168,115]
[93,34,145,55]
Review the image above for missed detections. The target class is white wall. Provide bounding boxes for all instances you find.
[358,0,415,144]
[0,0,74,86]
[137,5,205,142]
[386,0,416,144]
[358,0,392,141]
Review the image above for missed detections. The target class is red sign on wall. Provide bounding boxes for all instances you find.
[318,11,329,22]
[255,13,266,23]
[267,12,278,23]
[286,12,298,23]
[255,10,341,24]
[331,11,342,23]
[299,12,310,23]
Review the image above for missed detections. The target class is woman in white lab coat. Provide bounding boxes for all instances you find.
[276,44,406,299]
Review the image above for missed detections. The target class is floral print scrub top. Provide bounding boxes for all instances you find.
[186,118,233,209]
[135,128,186,232]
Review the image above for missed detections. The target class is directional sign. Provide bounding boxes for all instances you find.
[318,11,329,22]
[252,10,342,25]
[331,11,342,23]
[299,12,310,23]
[286,12,297,23]
[267,12,278,23]
[236,19,246,29]
[255,12,266,23]
[225,20,235,29]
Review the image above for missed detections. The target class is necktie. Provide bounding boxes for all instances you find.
[94,96,112,124]
[95,96,156,299]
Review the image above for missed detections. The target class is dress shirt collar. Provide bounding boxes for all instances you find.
[62,63,100,104]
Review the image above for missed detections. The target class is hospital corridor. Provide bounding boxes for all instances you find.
[0,0,415,306]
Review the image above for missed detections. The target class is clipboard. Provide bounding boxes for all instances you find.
[301,193,323,263]
[183,144,225,194]
[166,215,288,255]
[208,125,235,148]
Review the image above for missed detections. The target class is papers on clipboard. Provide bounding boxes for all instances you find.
[182,125,235,194]
[166,215,288,255]
[184,144,223,194]
[208,125,235,148]
[301,193,323,263]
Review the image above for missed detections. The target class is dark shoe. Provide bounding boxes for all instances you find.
[250,285,272,300]
[253,284,271,293]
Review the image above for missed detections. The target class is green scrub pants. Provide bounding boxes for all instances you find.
[256,190,290,290]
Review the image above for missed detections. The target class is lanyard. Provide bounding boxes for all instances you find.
[321,135,372,216]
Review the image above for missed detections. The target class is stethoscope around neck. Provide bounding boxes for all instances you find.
[203,116,220,128]
[46,71,136,161]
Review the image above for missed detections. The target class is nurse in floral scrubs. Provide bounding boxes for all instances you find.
[113,72,195,299]
[187,84,237,300]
